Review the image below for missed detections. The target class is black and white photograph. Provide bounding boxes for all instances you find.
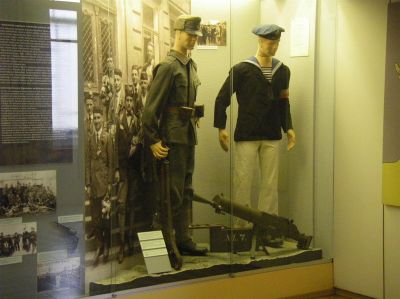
[0,170,56,218]
[197,20,227,46]
[0,222,37,258]
[37,256,82,296]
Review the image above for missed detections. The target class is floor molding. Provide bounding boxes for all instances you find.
[335,288,375,299]
[282,288,335,298]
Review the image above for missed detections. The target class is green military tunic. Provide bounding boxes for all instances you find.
[143,49,201,245]
[143,50,201,145]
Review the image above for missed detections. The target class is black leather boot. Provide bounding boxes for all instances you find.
[177,239,208,256]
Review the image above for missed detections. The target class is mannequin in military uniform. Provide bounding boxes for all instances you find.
[143,15,207,256]
[214,24,296,222]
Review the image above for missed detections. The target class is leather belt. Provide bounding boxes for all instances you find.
[167,106,180,113]
[167,106,195,116]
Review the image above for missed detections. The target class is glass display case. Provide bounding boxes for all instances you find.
[0,0,333,298]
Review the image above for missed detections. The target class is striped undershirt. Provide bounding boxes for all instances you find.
[261,66,272,82]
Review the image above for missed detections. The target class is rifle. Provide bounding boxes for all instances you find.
[193,193,312,258]
[159,159,183,270]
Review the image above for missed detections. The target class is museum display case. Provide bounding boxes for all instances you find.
[0,0,333,298]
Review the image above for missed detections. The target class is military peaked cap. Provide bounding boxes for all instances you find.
[252,24,285,40]
[174,15,202,36]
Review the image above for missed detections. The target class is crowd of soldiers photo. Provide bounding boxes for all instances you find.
[0,227,37,257]
[0,182,56,217]
[198,22,227,46]
[85,44,155,266]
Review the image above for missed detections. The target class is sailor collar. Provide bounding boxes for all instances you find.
[169,50,191,65]
[243,56,282,77]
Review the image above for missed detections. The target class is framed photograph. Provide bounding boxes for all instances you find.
[37,256,82,295]
[0,221,37,258]
[0,170,56,218]
[197,20,227,47]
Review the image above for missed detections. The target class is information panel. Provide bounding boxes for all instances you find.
[0,20,73,165]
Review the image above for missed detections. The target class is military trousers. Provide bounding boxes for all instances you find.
[234,140,280,218]
[167,143,195,244]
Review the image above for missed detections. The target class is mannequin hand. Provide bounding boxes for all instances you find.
[195,117,200,128]
[218,129,229,152]
[287,129,296,150]
[150,141,169,159]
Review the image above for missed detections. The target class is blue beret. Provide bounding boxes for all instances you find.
[252,24,285,40]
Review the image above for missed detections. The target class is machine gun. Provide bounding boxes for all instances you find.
[193,193,312,258]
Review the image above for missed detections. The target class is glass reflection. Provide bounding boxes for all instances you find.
[50,41,78,131]
[49,9,78,131]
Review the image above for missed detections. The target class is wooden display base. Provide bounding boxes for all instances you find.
[87,241,322,296]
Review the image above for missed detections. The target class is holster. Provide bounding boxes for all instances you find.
[194,104,204,118]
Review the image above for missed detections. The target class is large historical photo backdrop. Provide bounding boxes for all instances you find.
[82,0,191,294]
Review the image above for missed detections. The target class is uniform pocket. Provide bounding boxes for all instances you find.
[175,77,188,102]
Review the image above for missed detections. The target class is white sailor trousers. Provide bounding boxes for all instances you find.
[233,140,280,215]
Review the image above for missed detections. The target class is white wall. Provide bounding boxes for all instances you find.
[333,0,386,297]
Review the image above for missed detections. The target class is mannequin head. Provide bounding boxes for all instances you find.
[252,24,284,59]
[174,30,198,54]
[173,15,202,55]
[257,37,280,58]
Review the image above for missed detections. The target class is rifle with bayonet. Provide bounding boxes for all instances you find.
[193,193,312,258]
